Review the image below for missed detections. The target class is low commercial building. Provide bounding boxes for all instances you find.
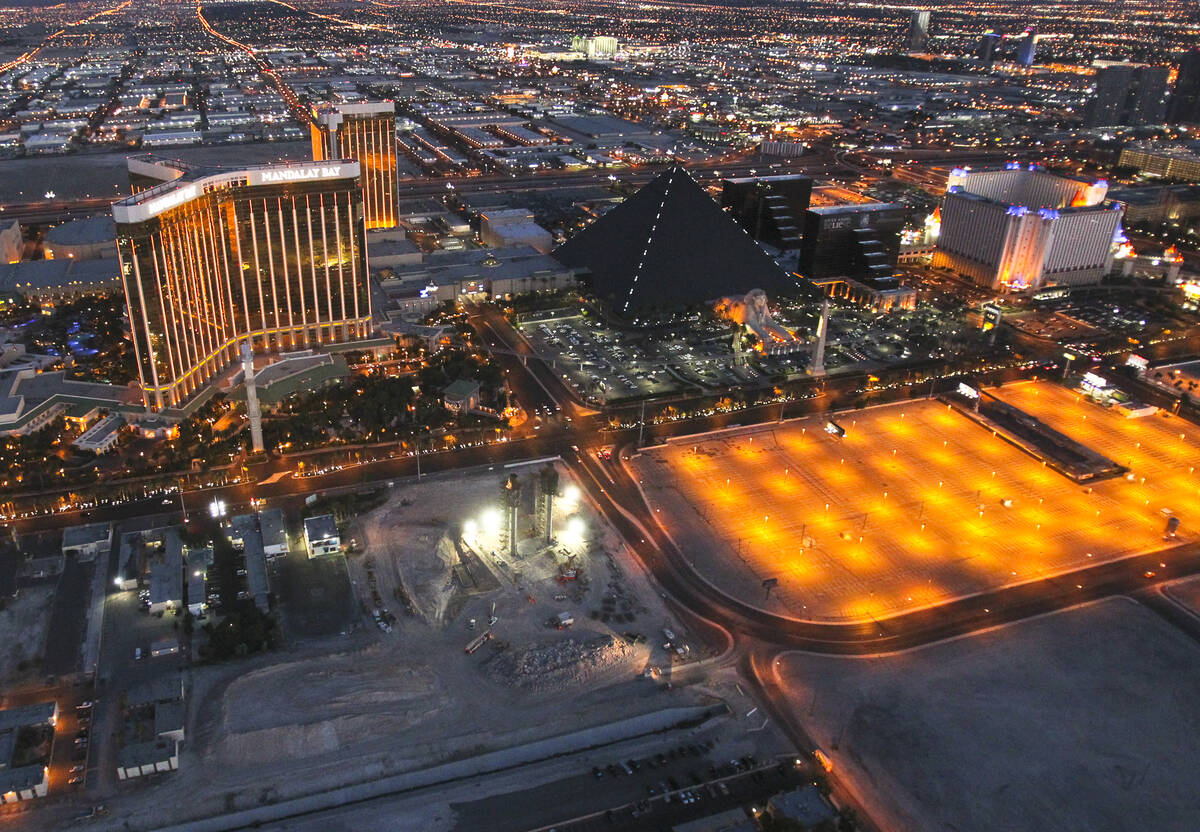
[367,230,423,270]
[185,545,212,616]
[380,318,451,355]
[0,701,57,803]
[1109,184,1200,229]
[148,529,184,613]
[16,530,64,579]
[766,785,838,829]
[443,378,481,413]
[230,514,270,612]
[376,246,577,315]
[303,515,340,558]
[118,678,185,780]
[0,257,121,308]
[116,734,180,780]
[258,508,289,558]
[42,216,117,261]
[0,368,138,437]
[479,209,554,254]
[73,413,123,454]
[61,522,112,562]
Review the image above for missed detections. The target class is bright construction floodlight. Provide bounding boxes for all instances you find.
[482,508,501,534]
[563,514,586,545]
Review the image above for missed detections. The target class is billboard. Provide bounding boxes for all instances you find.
[981,303,1002,332]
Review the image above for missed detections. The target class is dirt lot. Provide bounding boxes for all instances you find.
[0,585,53,686]
[72,465,720,831]
[777,598,1200,832]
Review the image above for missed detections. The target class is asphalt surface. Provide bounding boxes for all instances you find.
[42,559,92,677]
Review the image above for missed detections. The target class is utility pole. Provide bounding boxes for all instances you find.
[637,399,647,448]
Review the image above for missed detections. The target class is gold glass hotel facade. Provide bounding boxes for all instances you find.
[113,157,372,412]
[310,102,397,230]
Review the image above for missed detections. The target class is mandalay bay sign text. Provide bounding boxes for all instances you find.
[250,164,356,185]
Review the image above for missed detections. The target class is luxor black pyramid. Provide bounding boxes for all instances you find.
[553,165,799,316]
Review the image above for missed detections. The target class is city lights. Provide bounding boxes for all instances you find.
[1,0,1198,828]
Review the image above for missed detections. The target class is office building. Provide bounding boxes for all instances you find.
[1168,49,1200,125]
[798,201,913,310]
[1016,27,1038,67]
[934,165,1124,291]
[310,102,398,229]
[720,174,812,252]
[907,11,930,52]
[1086,64,1170,128]
[799,202,905,282]
[113,156,372,412]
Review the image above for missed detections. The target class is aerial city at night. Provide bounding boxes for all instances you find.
[1,0,1200,829]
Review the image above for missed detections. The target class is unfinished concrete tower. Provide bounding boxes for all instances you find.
[241,343,264,453]
[811,298,829,376]
[500,474,522,558]
[535,464,559,544]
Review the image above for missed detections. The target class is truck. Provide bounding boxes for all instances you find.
[813,748,834,772]
[554,612,574,629]
[464,630,493,654]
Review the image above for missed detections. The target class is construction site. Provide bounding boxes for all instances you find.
[70,464,752,832]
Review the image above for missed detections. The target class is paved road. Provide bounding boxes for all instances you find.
[0,154,832,222]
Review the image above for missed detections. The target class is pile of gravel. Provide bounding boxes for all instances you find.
[488,635,631,691]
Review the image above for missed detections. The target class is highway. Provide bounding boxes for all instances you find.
[0,132,1187,828]
[0,153,833,223]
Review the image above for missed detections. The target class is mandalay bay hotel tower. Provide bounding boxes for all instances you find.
[114,156,372,412]
[310,102,397,230]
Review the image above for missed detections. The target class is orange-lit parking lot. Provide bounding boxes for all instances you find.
[631,381,1200,622]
